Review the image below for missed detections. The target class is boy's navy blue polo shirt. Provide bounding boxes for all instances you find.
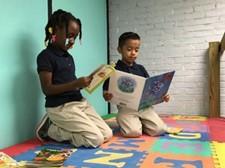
[37,45,83,107]
[103,60,149,90]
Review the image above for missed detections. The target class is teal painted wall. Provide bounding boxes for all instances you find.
[0,0,107,149]
[0,0,47,149]
[53,0,108,116]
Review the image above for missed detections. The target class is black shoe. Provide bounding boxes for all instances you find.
[36,114,51,142]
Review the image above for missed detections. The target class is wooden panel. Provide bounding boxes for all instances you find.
[209,42,220,117]
[220,32,225,55]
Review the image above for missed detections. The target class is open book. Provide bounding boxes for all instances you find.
[108,70,175,111]
[31,148,75,166]
[85,64,115,93]
[0,152,21,167]
[0,148,75,167]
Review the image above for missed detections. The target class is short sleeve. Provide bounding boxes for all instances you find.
[103,78,109,91]
[37,52,53,73]
[140,65,149,78]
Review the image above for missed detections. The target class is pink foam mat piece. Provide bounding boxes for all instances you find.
[207,118,225,142]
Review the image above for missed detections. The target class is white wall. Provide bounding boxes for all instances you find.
[108,0,225,115]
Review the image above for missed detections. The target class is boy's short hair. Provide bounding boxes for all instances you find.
[118,32,140,48]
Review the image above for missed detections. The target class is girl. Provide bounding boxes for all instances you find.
[36,9,112,148]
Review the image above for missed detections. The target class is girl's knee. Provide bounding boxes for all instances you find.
[88,133,105,148]
[104,129,113,142]
[70,132,104,148]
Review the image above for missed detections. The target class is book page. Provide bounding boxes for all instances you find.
[0,152,22,167]
[138,71,175,110]
[108,70,146,111]
[85,65,115,94]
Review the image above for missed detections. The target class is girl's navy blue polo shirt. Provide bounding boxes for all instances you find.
[37,45,83,107]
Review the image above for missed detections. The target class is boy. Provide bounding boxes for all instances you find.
[103,32,180,137]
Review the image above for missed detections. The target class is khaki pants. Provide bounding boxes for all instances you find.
[46,99,112,148]
[117,106,168,137]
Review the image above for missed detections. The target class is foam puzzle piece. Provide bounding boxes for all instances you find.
[140,153,214,168]
[64,148,147,168]
[150,139,211,156]
[210,141,225,168]
[161,131,210,141]
[172,115,207,121]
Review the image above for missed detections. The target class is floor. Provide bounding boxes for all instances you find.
[1,115,225,168]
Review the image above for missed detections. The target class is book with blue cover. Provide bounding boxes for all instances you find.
[108,70,175,111]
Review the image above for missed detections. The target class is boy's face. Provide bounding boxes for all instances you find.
[55,20,80,51]
[118,39,140,66]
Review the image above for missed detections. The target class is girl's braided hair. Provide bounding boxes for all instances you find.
[44,9,82,46]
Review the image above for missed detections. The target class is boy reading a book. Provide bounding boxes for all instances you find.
[103,32,181,137]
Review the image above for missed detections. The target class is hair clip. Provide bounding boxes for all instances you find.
[48,27,53,34]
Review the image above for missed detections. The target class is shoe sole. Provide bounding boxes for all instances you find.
[35,114,48,142]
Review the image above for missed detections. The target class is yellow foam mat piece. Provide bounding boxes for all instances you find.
[210,141,225,168]
[172,115,207,121]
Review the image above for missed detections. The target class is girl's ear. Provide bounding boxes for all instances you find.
[117,47,121,54]
[54,26,60,34]
[54,25,65,34]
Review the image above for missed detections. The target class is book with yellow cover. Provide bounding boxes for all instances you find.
[0,152,24,167]
[31,148,75,166]
[85,64,115,94]
[0,149,75,168]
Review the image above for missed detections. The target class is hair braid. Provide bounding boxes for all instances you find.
[44,9,82,46]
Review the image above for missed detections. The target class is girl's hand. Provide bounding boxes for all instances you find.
[103,91,113,101]
[163,94,170,102]
[76,76,93,88]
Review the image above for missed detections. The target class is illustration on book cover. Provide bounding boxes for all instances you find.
[109,70,175,111]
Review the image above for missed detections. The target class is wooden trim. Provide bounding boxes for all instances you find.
[106,0,111,114]
[220,32,225,55]
[48,0,52,19]
[106,0,110,65]
[208,42,220,117]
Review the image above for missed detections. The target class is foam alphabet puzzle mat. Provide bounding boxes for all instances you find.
[1,115,225,168]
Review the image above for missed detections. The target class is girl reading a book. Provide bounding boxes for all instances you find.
[36,9,112,147]
[103,32,181,137]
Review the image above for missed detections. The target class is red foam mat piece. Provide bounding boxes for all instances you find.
[0,138,42,157]
[207,117,225,142]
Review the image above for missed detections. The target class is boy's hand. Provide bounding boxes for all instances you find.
[103,91,113,101]
[76,76,93,88]
[163,94,170,102]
